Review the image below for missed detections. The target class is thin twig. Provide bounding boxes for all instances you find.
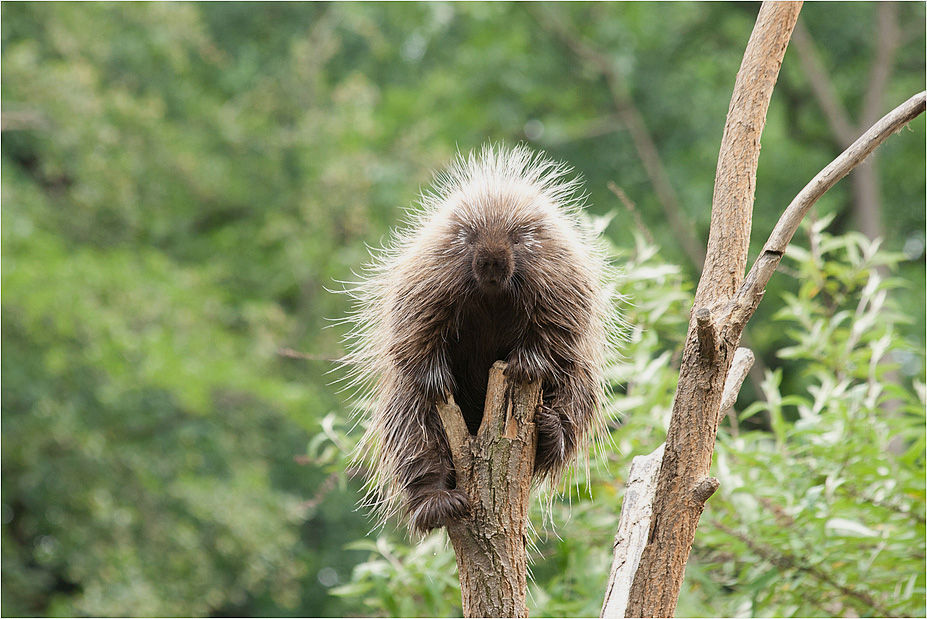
[607,182,656,247]
[530,6,706,268]
[711,519,896,617]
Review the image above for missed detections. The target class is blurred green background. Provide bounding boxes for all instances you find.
[2,2,924,617]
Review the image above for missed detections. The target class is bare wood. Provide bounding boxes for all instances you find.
[439,361,541,618]
[718,347,756,423]
[695,308,717,362]
[625,3,802,616]
[616,87,925,619]
[437,393,472,468]
[694,2,803,311]
[601,444,665,619]
[602,348,753,618]
[618,6,924,617]
[604,2,923,616]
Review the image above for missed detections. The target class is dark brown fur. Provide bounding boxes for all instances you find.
[347,145,611,533]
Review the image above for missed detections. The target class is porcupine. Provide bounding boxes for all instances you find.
[345,144,613,534]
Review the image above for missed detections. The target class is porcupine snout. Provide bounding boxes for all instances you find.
[472,239,514,290]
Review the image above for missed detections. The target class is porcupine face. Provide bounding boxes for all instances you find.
[469,226,515,292]
[449,197,549,299]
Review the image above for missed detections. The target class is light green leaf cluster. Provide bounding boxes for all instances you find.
[700,224,925,618]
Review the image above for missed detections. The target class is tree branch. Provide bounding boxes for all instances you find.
[610,19,923,619]
[718,347,755,431]
[531,7,706,269]
[601,444,665,619]
[791,20,857,145]
[694,2,802,311]
[791,4,901,241]
[602,3,923,616]
[728,90,926,329]
[624,3,803,616]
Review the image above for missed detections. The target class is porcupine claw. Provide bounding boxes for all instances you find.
[409,488,470,533]
[503,349,545,385]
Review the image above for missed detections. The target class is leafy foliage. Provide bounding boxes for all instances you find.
[1,2,923,617]
[699,224,926,618]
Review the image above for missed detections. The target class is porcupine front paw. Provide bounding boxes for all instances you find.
[534,402,567,476]
[504,349,546,385]
[408,488,470,533]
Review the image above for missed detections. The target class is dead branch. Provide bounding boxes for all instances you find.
[601,444,665,619]
[623,3,803,616]
[718,347,755,433]
[601,347,754,619]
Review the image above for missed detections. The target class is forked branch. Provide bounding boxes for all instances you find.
[729,90,927,330]
[606,0,924,613]
[438,362,541,618]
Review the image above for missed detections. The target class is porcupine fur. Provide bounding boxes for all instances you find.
[344,144,614,534]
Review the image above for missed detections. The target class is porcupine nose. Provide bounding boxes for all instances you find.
[473,243,514,290]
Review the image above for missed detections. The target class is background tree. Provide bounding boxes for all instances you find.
[2,2,923,617]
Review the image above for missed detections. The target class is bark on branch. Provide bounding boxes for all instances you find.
[438,361,541,618]
[623,3,802,617]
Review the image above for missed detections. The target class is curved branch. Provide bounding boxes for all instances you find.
[729,90,926,329]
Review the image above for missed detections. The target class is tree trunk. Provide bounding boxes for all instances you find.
[438,361,541,618]
[623,3,803,616]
